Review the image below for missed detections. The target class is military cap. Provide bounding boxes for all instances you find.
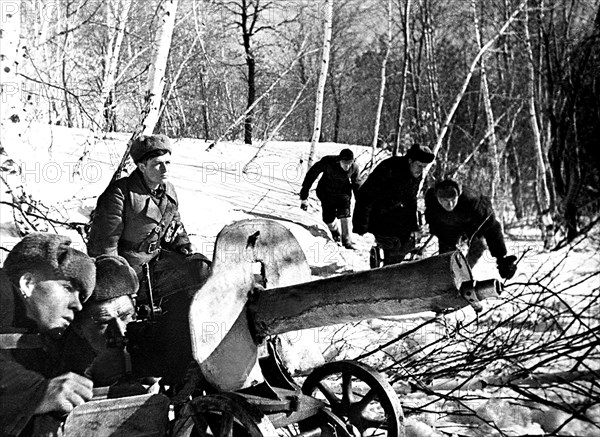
[406,143,435,163]
[88,255,138,303]
[338,148,354,161]
[4,233,96,301]
[130,135,172,163]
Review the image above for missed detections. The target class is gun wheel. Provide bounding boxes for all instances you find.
[172,393,278,437]
[301,360,404,437]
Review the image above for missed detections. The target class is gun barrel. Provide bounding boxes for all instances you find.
[189,219,501,392]
[248,251,490,339]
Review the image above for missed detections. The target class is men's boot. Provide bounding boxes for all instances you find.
[340,217,356,249]
[327,221,341,242]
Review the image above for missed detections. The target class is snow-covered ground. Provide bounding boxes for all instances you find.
[1,123,598,436]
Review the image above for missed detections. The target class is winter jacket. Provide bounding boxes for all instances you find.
[87,169,190,275]
[353,156,421,237]
[0,270,61,436]
[300,155,362,202]
[424,187,507,259]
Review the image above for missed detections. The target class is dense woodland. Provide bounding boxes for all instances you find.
[1,0,599,238]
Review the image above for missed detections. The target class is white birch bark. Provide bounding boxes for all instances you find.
[472,0,501,208]
[0,1,22,122]
[394,0,412,156]
[94,0,132,129]
[307,0,333,169]
[141,0,179,136]
[421,0,528,188]
[371,0,393,166]
[523,5,551,212]
[112,0,179,181]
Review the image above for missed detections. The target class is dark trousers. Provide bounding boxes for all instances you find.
[132,250,211,385]
[374,234,415,266]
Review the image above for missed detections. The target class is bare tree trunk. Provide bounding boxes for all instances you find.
[61,1,74,128]
[329,67,340,143]
[422,0,441,143]
[307,0,333,170]
[472,0,501,209]
[0,0,21,122]
[524,5,551,213]
[241,2,257,145]
[206,45,309,151]
[421,0,527,187]
[243,81,308,172]
[158,35,200,123]
[371,0,393,166]
[95,0,132,130]
[393,0,412,157]
[112,0,179,182]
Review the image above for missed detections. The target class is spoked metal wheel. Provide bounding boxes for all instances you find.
[172,393,278,437]
[301,360,404,437]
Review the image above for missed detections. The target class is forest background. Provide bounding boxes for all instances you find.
[0,0,600,436]
[1,0,599,235]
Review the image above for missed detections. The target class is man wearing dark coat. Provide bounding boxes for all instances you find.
[425,178,517,279]
[87,134,210,303]
[353,143,435,266]
[300,148,362,249]
[0,233,96,436]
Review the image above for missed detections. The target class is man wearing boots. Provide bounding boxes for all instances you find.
[353,143,435,266]
[425,179,517,279]
[300,148,362,249]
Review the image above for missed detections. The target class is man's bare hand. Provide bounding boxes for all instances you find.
[34,372,93,415]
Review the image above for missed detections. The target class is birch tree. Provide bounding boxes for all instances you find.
[371,0,393,166]
[393,0,412,157]
[523,4,551,215]
[95,0,132,131]
[307,0,333,169]
[421,0,442,144]
[472,0,501,208]
[421,0,528,188]
[112,0,179,181]
[0,0,22,123]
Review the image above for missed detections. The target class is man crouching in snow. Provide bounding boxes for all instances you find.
[425,178,517,279]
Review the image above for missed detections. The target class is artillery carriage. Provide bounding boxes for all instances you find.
[61,219,501,436]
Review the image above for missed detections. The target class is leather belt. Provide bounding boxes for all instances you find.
[119,238,161,254]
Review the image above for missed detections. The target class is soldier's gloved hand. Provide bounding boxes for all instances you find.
[300,200,308,211]
[497,255,518,279]
[177,242,195,255]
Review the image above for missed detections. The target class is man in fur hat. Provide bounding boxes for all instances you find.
[425,178,517,279]
[0,233,96,436]
[353,143,435,265]
[300,148,362,249]
[61,254,139,387]
[87,134,210,307]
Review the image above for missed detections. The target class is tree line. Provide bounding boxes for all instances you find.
[1,0,598,243]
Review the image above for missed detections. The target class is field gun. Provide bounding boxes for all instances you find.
[63,219,501,436]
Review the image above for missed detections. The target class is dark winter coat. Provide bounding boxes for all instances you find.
[299,155,362,202]
[0,270,62,436]
[424,187,507,259]
[352,156,421,237]
[87,169,190,275]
